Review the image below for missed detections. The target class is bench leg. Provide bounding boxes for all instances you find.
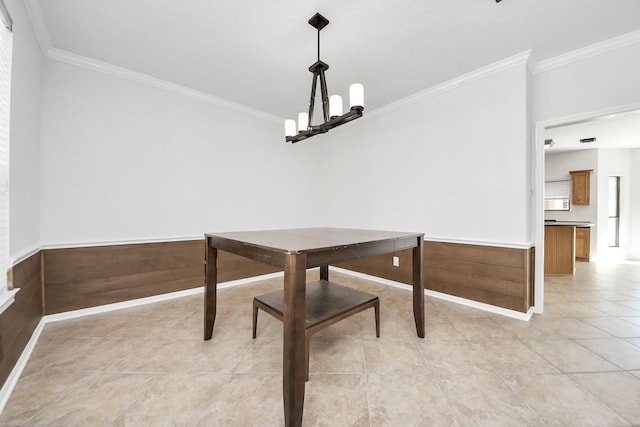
[374,301,380,338]
[305,334,311,382]
[252,302,258,339]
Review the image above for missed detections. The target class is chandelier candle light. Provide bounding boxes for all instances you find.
[285,13,364,143]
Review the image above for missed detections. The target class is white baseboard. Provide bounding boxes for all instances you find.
[0,318,46,415]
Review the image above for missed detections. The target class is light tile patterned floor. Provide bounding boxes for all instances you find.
[1,262,640,426]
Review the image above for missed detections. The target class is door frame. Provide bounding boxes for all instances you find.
[532,102,640,314]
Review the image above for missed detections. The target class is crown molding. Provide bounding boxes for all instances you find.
[365,50,533,121]
[534,29,640,74]
[22,0,280,123]
[46,48,282,123]
[22,0,50,53]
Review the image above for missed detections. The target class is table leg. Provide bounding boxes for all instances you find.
[283,253,307,427]
[204,240,217,340]
[320,265,329,281]
[413,237,425,338]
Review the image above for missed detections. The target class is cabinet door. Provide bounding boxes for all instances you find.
[570,170,592,205]
[575,227,590,261]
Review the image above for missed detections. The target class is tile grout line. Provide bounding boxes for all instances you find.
[495,371,553,427]
[518,336,622,374]
[360,335,373,427]
[561,370,637,426]
[570,337,640,372]
[412,328,463,426]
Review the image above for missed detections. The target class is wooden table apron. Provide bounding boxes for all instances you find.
[203,229,425,427]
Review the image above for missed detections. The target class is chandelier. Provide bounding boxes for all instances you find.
[285,13,364,143]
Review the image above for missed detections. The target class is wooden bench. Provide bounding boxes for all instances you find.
[253,279,380,381]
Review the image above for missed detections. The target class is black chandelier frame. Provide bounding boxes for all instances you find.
[286,13,363,144]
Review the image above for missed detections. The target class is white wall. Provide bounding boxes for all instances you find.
[39,60,322,245]
[630,149,640,260]
[20,29,640,254]
[597,149,632,260]
[533,43,640,123]
[318,63,531,246]
[7,0,42,261]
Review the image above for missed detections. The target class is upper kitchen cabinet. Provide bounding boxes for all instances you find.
[570,169,593,205]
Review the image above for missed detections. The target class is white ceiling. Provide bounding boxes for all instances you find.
[545,110,640,153]
[24,0,640,120]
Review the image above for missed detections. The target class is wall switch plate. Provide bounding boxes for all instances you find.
[393,256,400,267]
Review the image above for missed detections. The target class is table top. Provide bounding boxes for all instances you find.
[205,227,423,254]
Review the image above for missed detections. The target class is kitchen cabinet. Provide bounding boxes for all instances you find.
[544,222,593,274]
[575,227,590,261]
[570,169,593,205]
[544,225,576,275]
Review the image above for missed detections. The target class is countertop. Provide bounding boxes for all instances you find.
[544,221,594,227]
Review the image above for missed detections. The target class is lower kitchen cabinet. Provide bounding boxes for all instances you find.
[545,226,576,275]
[575,227,591,262]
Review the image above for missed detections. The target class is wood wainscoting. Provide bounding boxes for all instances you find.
[36,237,533,316]
[43,240,280,314]
[0,253,43,389]
[337,240,535,313]
[425,241,534,313]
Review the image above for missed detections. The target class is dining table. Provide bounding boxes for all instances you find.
[203,227,425,427]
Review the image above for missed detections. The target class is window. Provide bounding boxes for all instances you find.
[0,0,13,313]
[607,176,620,247]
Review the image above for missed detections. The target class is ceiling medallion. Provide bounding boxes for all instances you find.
[284,13,364,143]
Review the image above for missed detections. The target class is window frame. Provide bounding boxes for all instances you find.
[608,176,620,248]
[0,0,16,315]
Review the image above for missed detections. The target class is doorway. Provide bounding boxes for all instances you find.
[534,106,640,313]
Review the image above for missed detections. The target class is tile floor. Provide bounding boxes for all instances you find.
[1,262,640,426]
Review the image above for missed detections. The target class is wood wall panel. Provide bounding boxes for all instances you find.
[0,253,43,388]
[425,241,533,313]
[43,240,280,314]
[40,238,534,316]
[337,240,534,313]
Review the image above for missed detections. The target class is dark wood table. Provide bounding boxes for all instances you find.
[203,227,425,427]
